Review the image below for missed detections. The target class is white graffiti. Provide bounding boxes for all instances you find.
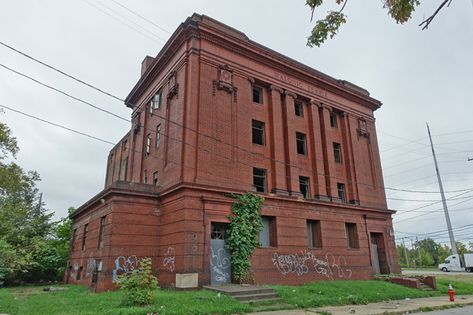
[70,263,79,280]
[210,247,231,282]
[272,251,352,280]
[112,255,140,282]
[85,257,96,278]
[163,247,175,272]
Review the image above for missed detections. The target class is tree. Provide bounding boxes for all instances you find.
[306,0,454,47]
[0,120,55,284]
[415,238,442,266]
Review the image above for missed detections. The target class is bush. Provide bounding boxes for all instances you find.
[115,258,158,306]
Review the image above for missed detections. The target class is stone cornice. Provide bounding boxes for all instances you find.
[125,14,382,111]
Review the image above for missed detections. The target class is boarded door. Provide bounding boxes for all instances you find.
[210,223,231,285]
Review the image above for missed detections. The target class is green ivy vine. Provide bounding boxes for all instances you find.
[226,193,264,283]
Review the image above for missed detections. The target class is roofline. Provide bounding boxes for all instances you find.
[125,13,382,111]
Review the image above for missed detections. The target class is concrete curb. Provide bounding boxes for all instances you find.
[248,295,473,315]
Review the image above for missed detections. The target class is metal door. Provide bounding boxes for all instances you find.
[210,223,231,285]
[371,243,381,274]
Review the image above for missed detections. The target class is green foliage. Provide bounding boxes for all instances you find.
[115,258,158,306]
[0,120,71,284]
[397,239,471,268]
[0,285,251,315]
[305,0,433,47]
[226,193,264,283]
[307,11,347,47]
[383,0,420,23]
[275,280,440,308]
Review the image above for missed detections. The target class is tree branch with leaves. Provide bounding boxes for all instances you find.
[306,0,454,47]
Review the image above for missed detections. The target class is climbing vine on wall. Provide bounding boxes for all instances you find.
[226,193,264,283]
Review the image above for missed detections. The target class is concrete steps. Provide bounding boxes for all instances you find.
[203,285,280,303]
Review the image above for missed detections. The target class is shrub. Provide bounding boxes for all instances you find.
[115,258,158,306]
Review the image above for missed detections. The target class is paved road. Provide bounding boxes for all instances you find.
[403,270,473,276]
[422,305,473,314]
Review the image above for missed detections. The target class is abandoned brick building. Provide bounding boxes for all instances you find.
[66,13,400,291]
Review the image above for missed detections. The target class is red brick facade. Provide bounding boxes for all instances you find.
[67,14,399,291]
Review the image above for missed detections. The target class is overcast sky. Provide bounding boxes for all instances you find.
[1,0,472,248]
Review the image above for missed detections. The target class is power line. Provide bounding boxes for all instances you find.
[0,41,125,102]
[0,62,129,122]
[0,104,115,145]
[385,187,473,194]
[3,52,469,200]
[80,0,164,44]
[109,0,172,35]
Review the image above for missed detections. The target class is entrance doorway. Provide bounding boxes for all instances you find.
[370,233,389,274]
[210,222,231,285]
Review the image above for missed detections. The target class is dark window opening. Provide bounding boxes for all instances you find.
[143,170,148,184]
[299,176,310,199]
[345,222,359,249]
[296,132,307,155]
[252,86,263,104]
[152,90,162,110]
[333,142,342,163]
[71,228,76,251]
[330,112,338,128]
[307,220,322,248]
[156,124,161,148]
[152,171,158,186]
[295,100,304,117]
[145,134,151,155]
[337,183,346,202]
[253,167,267,192]
[211,223,228,240]
[98,216,106,249]
[260,216,277,247]
[252,120,265,145]
[81,224,88,251]
[76,266,83,280]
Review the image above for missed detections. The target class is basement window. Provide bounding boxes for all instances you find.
[345,222,359,249]
[307,220,322,248]
[260,216,277,247]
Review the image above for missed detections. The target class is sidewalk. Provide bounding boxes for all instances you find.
[248,295,473,315]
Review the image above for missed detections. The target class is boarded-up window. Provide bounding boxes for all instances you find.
[307,220,322,248]
[260,216,277,247]
[345,222,359,249]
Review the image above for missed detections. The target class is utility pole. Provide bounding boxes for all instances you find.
[410,238,417,268]
[402,238,410,267]
[427,123,458,255]
[416,237,422,267]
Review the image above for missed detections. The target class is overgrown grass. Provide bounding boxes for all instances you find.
[0,285,250,315]
[2,277,473,314]
[274,280,439,308]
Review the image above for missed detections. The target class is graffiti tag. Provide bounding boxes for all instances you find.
[163,247,175,272]
[112,255,140,282]
[210,247,231,282]
[272,251,352,280]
